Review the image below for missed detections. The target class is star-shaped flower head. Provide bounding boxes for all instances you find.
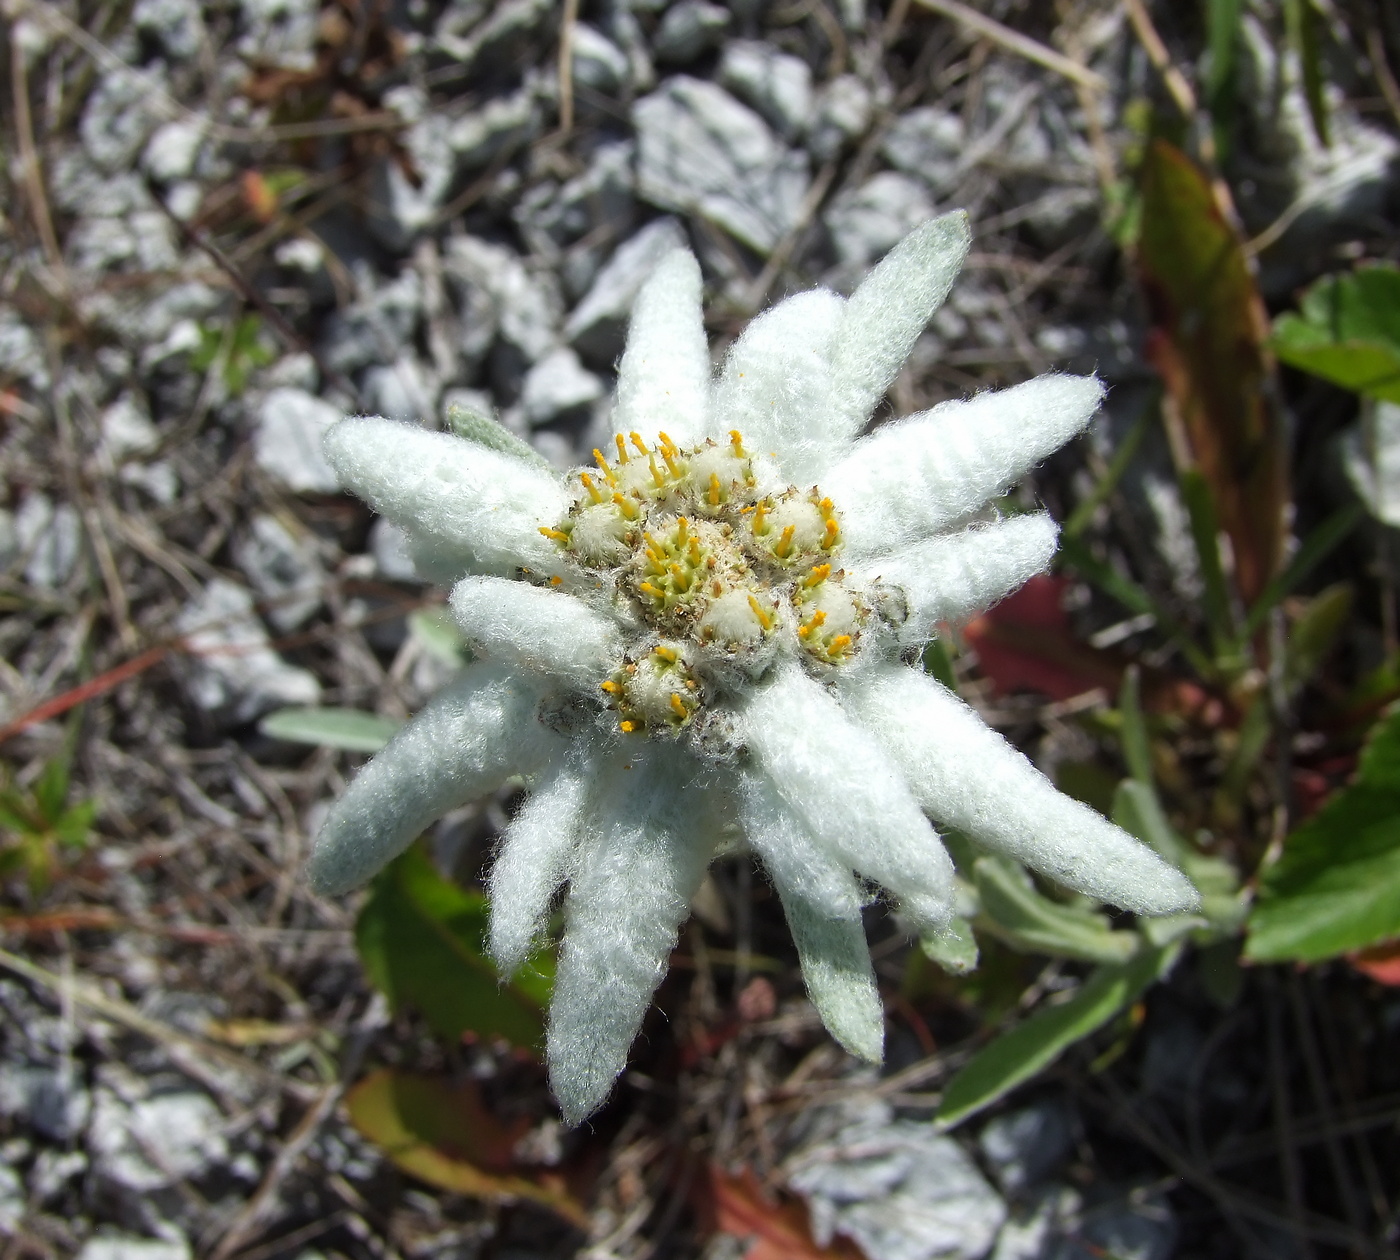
[309,212,1199,1124]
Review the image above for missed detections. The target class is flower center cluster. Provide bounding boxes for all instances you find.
[540,430,868,739]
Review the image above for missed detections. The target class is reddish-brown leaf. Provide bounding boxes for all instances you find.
[1350,940,1400,986]
[705,1167,865,1260]
[1138,139,1287,608]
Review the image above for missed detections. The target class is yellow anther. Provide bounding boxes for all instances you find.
[819,497,834,514]
[821,519,840,549]
[593,448,617,485]
[752,503,769,534]
[668,562,690,591]
[539,526,570,543]
[708,472,722,506]
[676,515,689,541]
[798,610,827,638]
[730,430,745,454]
[829,634,853,654]
[639,581,665,600]
[685,679,698,690]
[648,451,665,487]
[658,431,676,452]
[712,579,723,596]
[580,471,605,504]
[688,537,702,564]
[669,693,688,719]
[630,431,649,456]
[615,433,630,464]
[613,493,639,520]
[803,564,832,588]
[747,594,774,631]
[653,645,678,663]
[773,524,797,559]
[620,720,638,733]
[661,446,682,477]
[549,575,562,585]
[600,679,620,693]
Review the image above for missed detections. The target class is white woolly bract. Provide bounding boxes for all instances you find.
[841,664,1201,915]
[323,417,568,575]
[738,665,955,932]
[872,513,1059,645]
[449,576,622,686]
[778,882,884,1063]
[831,211,971,439]
[546,746,718,1125]
[307,663,560,896]
[612,249,711,445]
[827,374,1105,556]
[710,289,845,484]
[488,747,597,975]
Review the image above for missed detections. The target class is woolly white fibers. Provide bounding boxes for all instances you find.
[309,213,1200,1124]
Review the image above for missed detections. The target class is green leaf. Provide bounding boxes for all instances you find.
[408,607,471,667]
[920,638,958,692]
[259,707,404,753]
[445,403,554,472]
[1284,0,1330,147]
[973,857,1139,965]
[32,755,71,827]
[1272,266,1400,403]
[1178,468,1238,660]
[53,800,96,849]
[1117,667,1153,787]
[1283,583,1352,695]
[345,1069,587,1225]
[936,945,1178,1128]
[921,916,978,976]
[1063,401,1152,540]
[355,846,550,1050]
[1241,501,1362,639]
[1246,705,1400,962]
[1204,0,1243,156]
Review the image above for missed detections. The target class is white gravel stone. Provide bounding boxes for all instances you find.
[134,0,205,58]
[141,118,206,182]
[0,1165,20,1232]
[362,354,439,422]
[718,40,813,140]
[978,1100,1075,1196]
[370,518,421,583]
[0,509,17,572]
[89,1089,228,1192]
[823,171,936,266]
[571,23,629,93]
[370,87,456,248]
[322,265,423,373]
[653,0,730,63]
[442,235,562,362]
[521,346,604,425]
[232,513,325,632]
[236,0,320,70]
[76,1237,191,1260]
[0,308,50,389]
[881,106,966,192]
[0,1065,91,1141]
[809,74,873,160]
[448,80,544,169]
[79,68,170,173]
[176,578,321,723]
[15,493,83,590]
[565,216,688,358]
[254,387,342,493]
[633,77,809,254]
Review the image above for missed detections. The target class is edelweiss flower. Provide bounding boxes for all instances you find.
[308,212,1199,1124]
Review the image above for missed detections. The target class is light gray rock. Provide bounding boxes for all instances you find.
[633,77,809,254]
[362,354,438,422]
[788,1098,1007,1260]
[442,235,562,362]
[321,265,422,373]
[254,387,342,493]
[653,0,730,64]
[809,74,873,161]
[0,509,17,572]
[824,171,935,266]
[0,1165,20,1233]
[176,578,321,723]
[89,1088,228,1192]
[434,0,551,71]
[133,0,205,58]
[15,493,83,590]
[236,0,320,70]
[0,1065,91,1142]
[29,1148,88,1203]
[76,1237,191,1260]
[232,513,324,632]
[566,216,687,360]
[979,1101,1076,1197]
[369,87,456,249]
[718,41,812,140]
[80,67,170,173]
[515,141,636,258]
[0,308,50,389]
[141,118,206,182]
[369,518,421,583]
[882,106,965,193]
[521,347,604,425]
[100,394,160,462]
[572,22,629,94]
[447,80,544,170]
[604,3,655,93]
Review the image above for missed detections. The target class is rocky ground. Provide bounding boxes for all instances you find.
[2,0,1399,1258]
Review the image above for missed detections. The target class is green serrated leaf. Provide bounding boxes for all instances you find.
[355,846,551,1050]
[259,708,404,753]
[1246,705,1400,962]
[973,856,1139,965]
[1272,266,1400,402]
[936,945,1178,1128]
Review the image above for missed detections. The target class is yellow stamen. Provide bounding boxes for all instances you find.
[774,524,796,559]
[730,429,745,455]
[580,471,605,504]
[593,448,617,485]
[798,610,827,638]
[615,433,630,464]
[819,497,834,514]
[661,446,682,477]
[829,634,852,654]
[821,519,840,549]
[600,679,620,693]
[658,431,676,452]
[639,581,665,600]
[669,693,688,719]
[620,720,638,733]
[539,526,570,543]
[708,472,722,506]
[803,564,832,588]
[613,493,639,520]
[752,503,769,534]
[747,594,774,631]
[648,451,665,487]
[653,645,678,663]
[688,537,702,564]
[685,679,698,689]
[630,431,649,457]
[676,515,689,542]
